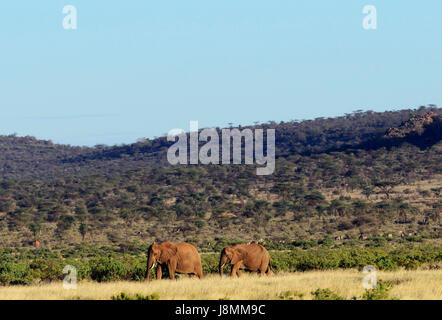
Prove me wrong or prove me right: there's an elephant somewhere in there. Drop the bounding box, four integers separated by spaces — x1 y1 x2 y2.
146 241 203 280
219 243 271 277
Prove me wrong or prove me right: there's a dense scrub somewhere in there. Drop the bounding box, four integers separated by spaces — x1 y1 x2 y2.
0 243 440 285
0 108 441 247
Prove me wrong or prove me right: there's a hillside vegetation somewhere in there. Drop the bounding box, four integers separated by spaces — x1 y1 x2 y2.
0 106 440 249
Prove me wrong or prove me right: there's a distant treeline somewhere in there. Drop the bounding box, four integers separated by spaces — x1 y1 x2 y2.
0 106 440 180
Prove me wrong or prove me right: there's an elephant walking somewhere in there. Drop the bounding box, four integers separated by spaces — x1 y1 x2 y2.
219 243 271 277
146 241 203 280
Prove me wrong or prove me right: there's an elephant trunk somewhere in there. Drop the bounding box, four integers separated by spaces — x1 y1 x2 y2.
219 254 228 276
146 255 155 280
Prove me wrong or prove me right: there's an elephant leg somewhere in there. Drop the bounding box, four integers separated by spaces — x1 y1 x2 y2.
259 260 269 276
168 260 177 280
231 262 243 277
156 265 163 279
237 269 242 277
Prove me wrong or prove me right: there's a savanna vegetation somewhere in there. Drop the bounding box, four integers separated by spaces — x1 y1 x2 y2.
0 242 440 285
0 107 440 298
0 107 440 248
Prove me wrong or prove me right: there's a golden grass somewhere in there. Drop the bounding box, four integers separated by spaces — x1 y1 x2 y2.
0 269 440 300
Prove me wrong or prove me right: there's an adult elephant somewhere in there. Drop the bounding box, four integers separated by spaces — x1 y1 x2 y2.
219 242 271 277
146 241 203 280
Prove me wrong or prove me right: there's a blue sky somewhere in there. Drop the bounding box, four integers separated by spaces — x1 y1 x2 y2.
0 1 441 146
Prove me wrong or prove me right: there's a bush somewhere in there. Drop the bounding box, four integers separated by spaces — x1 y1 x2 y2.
89 257 131 282
311 288 345 300
375 256 398 271
202 254 220 274
0 243 441 285
131 260 147 281
111 292 160 300
29 258 64 281
0 261 33 285
362 280 394 300
277 290 304 300
337 221 353 231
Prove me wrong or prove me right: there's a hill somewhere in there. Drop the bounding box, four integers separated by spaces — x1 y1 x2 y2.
0 106 440 249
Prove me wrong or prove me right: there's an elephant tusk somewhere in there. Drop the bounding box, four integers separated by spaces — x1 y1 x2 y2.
150 263 156 270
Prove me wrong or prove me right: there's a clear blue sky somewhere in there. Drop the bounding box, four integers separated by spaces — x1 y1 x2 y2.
0 1 441 146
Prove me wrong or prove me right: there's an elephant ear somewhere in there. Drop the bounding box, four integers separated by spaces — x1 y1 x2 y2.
159 242 178 262
149 242 160 254
231 247 247 264
223 247 232 257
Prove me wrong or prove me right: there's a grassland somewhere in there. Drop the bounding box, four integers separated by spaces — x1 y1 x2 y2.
0 269 440 300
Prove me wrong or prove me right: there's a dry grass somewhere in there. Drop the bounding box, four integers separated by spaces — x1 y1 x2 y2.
0 269 440 300
323 175 442 203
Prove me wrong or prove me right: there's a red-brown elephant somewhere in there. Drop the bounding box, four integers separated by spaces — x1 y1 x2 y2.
146 241 203 280
219 243 271 277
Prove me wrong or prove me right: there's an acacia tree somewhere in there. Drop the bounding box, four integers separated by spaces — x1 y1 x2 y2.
247 200 271 228
271 183 295 201
362 186 374 200
79 222 88 241
28 222 42 240
328 199 349 217
374 181 400 199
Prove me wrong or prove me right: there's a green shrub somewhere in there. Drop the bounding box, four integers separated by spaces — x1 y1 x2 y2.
29 258 64 281
278 290 304 300
0 243 441 285
111 292 160 300
131 260 147 281
0 261 33 285
89 257 130 282
362 280 394 300
375 256 398 271
311 288 345 300
63 259 91 280
201 254 220 274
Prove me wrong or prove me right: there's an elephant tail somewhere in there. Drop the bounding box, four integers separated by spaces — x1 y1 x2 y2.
266 263 272 275
265 254 272 275
197 264 204 279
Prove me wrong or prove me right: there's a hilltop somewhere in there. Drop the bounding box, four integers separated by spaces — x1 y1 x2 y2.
0 106 440 249
1 106 440 181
